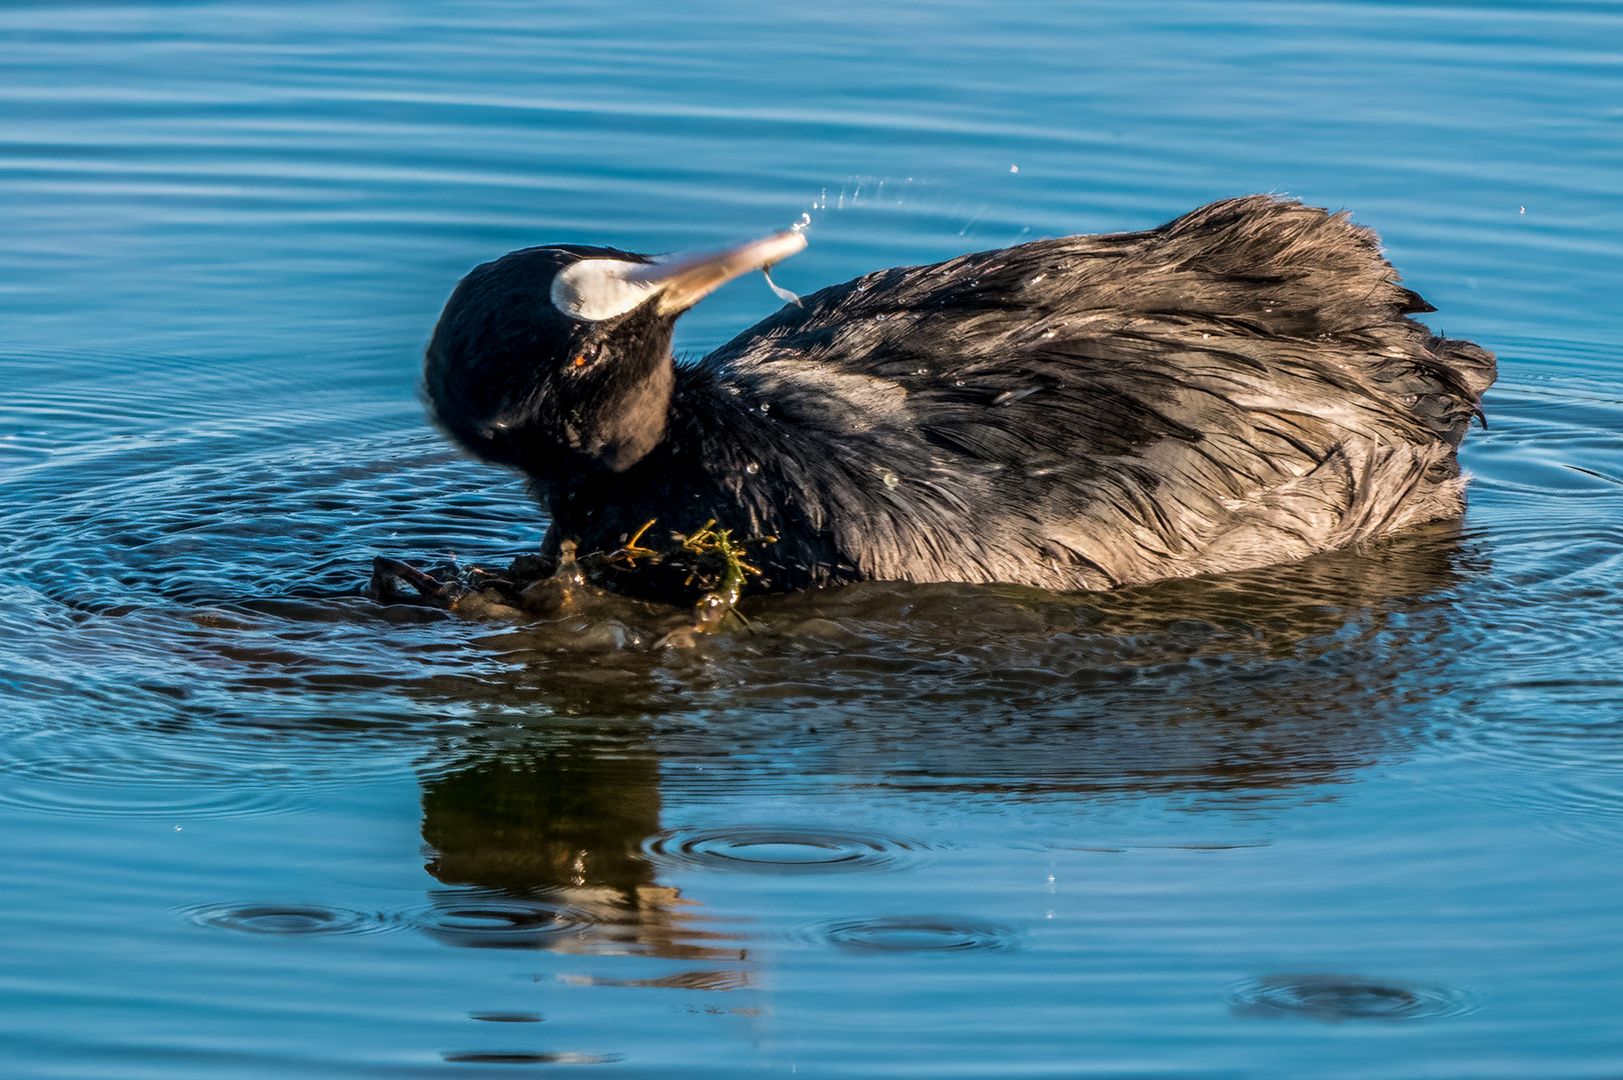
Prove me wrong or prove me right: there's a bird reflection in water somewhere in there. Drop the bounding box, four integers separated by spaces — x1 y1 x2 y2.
408 521 1481 965
418 746 749 972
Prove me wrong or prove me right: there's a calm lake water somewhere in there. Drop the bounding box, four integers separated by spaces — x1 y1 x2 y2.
4 2 1622 1076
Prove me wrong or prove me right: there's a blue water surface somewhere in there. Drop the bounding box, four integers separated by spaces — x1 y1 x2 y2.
3 2 1622 1077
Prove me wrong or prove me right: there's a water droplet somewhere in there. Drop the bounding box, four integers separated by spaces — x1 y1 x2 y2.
1009 165 1019 173
882 471 900 488
953 380 966 387
874 314 886 322
915 367 929 376
1029 274 1045 285
745 462 760 475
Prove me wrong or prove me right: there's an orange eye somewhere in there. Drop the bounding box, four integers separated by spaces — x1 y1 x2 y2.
572 353 587 367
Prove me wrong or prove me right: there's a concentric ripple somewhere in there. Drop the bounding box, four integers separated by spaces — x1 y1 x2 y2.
557 969 751 992
469 1011 545 1023
819 916 1020 954
443 1051 622 1065
1437 706 1623 844
643 827 922 875
0 755 297 819
179 902 393 937
407 893 597 950
1229 974 1478 1022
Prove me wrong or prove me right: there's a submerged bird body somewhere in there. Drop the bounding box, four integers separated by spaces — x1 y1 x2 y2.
425 196 1495 600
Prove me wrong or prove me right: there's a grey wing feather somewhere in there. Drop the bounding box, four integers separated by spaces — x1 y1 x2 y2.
698 196 1494 588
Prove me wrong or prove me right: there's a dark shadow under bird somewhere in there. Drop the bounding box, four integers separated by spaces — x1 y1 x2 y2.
422 195 1495 604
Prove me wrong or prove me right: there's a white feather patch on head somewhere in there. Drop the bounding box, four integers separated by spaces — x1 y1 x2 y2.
550 259 661 322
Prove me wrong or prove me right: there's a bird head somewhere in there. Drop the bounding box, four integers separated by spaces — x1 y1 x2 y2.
424 229 806 476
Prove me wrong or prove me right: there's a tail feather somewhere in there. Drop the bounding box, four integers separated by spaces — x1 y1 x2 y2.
1187 440 1463 577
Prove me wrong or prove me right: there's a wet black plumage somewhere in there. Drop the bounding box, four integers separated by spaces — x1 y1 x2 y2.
424 195 1495 600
